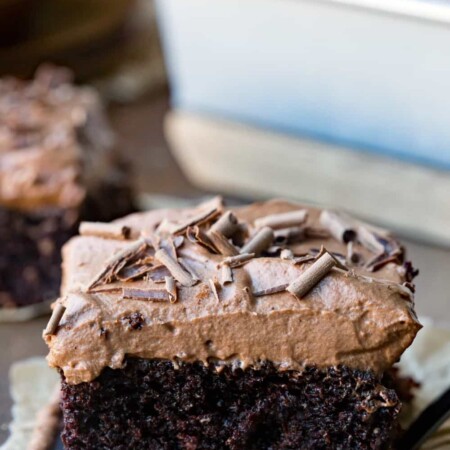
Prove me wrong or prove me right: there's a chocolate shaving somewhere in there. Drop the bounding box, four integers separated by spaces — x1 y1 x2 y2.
357 226 386 254
364 251 386 269
209 211 239 238
155 249 197 287
88 285 122 293
219 264 233 286
160 236 178 259
232 223 249 246
320 210 356 243
253 284 289 297
146 264 171 283
273 225 328 245
266 246 283 256
79 222 132 240
44 303 66 336
87 238 148 291
134 255 155 266
208 230 239 256
346 241 361 265
178 257 201 282
368 254 401 272
293 254 316 265
287 251 338 299
305 227 331 239
240 226 274 255
116 264 155 282
254 209 308 230
208 279 220 301
310 246 348 270
122 287 170 301
165 276 178 303
171 207 221 235
221 253 255 268
173 235 185 248
187 226 218 253
273 226 306 245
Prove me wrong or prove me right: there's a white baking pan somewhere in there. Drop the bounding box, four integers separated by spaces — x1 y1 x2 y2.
156 0 450 169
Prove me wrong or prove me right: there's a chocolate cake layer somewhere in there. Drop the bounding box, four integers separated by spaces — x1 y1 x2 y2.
0 183 135 308
61 358 401 450
0 207 76 308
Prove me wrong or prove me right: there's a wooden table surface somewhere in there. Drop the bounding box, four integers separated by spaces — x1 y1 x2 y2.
1 91 449 445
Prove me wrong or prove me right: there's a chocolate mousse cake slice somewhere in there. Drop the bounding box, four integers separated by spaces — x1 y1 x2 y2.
44 198 421 449
0 65 135 309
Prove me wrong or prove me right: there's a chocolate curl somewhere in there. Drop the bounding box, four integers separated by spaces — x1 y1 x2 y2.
165 276 178 303
293 254 316 265
346 241 361 265
219 264 233 286
254 210 308 230
79 222 132 240
209 211 239 238
320 210 356 243
273 226 306 245
357 226 386 254
209 279 220 302
155 249 197 287
221 253 255 268
87 238 148 291
187 226 217 253
171 206 221 235
253 284 289 297
208 230 239 256
287 251 338 299
44 304 66 336
240 227 274 256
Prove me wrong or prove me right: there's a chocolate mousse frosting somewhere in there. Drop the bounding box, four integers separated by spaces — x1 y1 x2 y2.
0 65 121 211
45 198 421 385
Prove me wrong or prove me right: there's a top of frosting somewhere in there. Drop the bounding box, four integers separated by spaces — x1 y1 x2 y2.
0 65 117 211
45 198 421 384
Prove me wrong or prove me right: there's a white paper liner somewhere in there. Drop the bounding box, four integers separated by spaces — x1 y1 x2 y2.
1 321 449 450
1 358 59 450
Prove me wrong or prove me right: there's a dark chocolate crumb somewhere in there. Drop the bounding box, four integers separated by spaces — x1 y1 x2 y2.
121 312 145 330
403 261 419 282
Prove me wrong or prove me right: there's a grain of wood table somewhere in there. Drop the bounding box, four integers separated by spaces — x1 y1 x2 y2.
1 91 449 445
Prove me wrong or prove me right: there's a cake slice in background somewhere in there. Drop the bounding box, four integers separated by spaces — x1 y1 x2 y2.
44 198 421 449
0 65 135 310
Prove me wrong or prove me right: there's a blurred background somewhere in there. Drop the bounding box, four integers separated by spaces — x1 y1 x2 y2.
1 0 450 445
